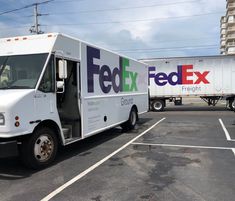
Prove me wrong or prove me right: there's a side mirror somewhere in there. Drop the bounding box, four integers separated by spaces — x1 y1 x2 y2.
56 81 64 89
56 81 64 93
58 60 67 79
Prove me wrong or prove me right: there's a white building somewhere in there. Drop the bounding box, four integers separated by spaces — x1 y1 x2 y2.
221 0 235 55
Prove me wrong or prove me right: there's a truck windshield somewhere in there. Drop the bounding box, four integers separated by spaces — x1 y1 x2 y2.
0 53 48 89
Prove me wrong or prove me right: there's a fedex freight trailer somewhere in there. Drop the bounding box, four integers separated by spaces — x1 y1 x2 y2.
0 33 148 168
141 55 235 111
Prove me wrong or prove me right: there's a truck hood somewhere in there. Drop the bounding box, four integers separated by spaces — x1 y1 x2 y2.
0 89 35 111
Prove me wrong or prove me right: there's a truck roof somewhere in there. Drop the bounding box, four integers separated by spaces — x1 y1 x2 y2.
0 33 59 56
0 33 146 65
139 54 235 62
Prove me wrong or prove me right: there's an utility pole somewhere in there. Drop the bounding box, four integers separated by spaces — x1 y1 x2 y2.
29 0 53 34
34 4 39 34
30 3 43 34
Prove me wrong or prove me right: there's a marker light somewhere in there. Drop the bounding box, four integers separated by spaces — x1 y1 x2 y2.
15 122 20 127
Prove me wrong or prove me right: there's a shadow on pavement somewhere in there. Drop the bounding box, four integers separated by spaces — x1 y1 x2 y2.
0 117 153 179
164 106 229 112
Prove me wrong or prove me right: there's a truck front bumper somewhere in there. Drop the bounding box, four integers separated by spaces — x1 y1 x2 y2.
0 139 18 158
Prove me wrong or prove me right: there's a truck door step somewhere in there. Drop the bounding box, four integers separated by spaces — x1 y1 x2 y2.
65 137 81 145
62 126 72 139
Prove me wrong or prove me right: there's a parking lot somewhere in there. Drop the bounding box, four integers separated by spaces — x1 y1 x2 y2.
0 103 235 201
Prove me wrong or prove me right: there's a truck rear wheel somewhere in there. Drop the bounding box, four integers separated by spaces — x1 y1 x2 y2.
121 107 138 130
152 99 164 112
19 127 58 169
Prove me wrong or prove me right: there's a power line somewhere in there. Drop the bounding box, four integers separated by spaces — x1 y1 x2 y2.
0 4 33 16
49 0 199 15
0 0 54 16
53 0 86 2
0 0 54 34
18 0 202 18
41 11 223 26
0 10 222 29
0 10 222 31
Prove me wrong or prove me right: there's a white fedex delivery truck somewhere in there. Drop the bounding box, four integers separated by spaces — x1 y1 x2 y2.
0 33 148 168
141 56 235 111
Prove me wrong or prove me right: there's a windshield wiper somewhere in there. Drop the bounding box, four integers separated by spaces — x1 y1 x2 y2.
0 87 9 89
9 86 31 89
0 86 31 89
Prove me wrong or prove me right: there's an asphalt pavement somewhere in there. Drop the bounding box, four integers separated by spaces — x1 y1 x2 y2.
0 104 235 201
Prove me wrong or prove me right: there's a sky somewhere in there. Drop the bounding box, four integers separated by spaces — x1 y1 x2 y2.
0 0 226 59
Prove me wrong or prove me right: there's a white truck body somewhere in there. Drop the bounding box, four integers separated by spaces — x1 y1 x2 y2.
0 33 148 168
141 56 235 111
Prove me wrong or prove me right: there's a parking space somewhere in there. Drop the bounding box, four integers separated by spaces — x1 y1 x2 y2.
51 146 235 201
0 106 235 201
219 116 235 141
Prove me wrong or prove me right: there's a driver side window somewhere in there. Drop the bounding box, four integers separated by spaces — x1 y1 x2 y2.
38 56 55 93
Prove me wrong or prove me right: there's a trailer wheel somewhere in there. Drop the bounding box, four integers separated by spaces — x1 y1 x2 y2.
152 99 164 112
121 107 138 130
19 127 58 169
229 98 235 111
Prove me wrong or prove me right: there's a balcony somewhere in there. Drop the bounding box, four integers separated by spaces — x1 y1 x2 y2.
227 3 235 10
221 16 227 23
221 38 226 43
221 40 226 47
226 26 235 34
221 29 226 35
226 42 235 54
227 33 235 38
226 34 235 43
226 41 235 47
221 23 227 29
220 49 226 55
226 10 235 16
221 35 226 41
227 47 235 54
227 20 235 27
227 0 235 4
226 36 235 44
221 36 226 41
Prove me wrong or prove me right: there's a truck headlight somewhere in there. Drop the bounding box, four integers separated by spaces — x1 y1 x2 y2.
0 113 5 125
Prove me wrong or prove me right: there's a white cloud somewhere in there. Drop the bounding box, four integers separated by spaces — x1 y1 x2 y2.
0 0 226 58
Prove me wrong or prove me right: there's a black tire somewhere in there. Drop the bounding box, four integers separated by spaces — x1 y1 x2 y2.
19 127 58 169
151 99 164 112
121 107 138 130
229 98 235 111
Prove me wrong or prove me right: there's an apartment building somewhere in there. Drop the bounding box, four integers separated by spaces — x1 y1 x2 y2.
220 0 235 55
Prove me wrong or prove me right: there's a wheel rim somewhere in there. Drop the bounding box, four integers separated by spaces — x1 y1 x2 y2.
130 110 137 126
153 102 162 110
34 134 54 162
232 101 235 109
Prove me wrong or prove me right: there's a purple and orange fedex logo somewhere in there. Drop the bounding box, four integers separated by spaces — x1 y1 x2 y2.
149 65 210 86
87 46 138 93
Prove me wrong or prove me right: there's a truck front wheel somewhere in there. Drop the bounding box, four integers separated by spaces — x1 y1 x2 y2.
152 99 164 112
19 127 58 169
